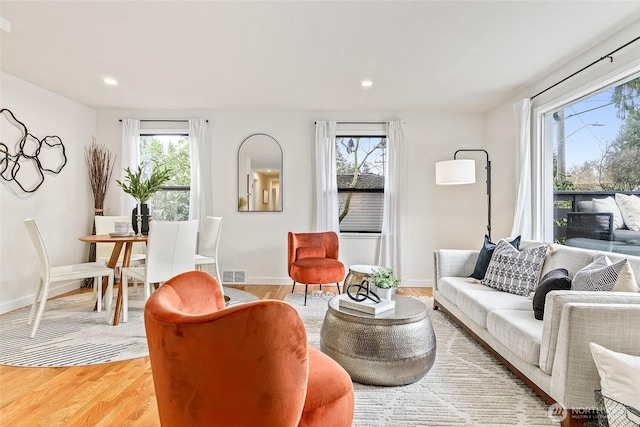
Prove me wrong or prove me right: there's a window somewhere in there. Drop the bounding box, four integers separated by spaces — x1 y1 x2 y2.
336 135 386 233
138 133 191 221
543 73 640 246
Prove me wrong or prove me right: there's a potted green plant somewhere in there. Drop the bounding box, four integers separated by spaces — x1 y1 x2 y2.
116 165 171 234
370 268 401 300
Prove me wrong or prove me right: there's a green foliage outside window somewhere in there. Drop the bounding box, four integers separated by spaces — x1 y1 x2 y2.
139 135 191 221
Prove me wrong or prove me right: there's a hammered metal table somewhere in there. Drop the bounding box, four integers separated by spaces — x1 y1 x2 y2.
320 294 436 386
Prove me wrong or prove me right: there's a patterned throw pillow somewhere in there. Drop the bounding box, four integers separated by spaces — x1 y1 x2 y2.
481 239 548 296
572 256 639 292
468 235 522 280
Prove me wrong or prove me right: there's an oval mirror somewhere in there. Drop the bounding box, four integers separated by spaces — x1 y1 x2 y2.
238 134 283 212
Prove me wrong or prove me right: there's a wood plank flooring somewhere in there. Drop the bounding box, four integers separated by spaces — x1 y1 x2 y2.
0 285 431 426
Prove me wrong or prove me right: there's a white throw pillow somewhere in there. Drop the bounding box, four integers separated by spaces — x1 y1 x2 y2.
592 196 625 229
615 193 640 231
590 342 640 410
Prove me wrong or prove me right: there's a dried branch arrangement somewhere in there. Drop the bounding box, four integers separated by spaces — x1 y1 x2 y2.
85 137 115 211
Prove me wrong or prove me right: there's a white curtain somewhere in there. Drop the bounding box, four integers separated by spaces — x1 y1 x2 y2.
120 119 140 215
313 121 340 233
188 119 211 231
377 120 406 278
511 98 533 239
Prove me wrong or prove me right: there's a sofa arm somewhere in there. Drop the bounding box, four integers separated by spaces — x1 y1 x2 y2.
549 303 640 409
540 291 640 374
433 250 479 290
566 212 614 241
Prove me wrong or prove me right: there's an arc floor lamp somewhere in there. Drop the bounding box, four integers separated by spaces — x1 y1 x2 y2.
435 149 492 240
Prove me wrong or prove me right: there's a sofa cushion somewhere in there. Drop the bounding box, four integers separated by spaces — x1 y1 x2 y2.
540 244 596 278
456 289 533 328
487 310 543 366
481 240 547 296
592 196 625 229
615 193 640 232
469 235 521 280
533 269 572 320
438 276 498 305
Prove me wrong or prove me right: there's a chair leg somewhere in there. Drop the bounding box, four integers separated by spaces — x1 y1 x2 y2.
336 282 341 294
96 276 102 313
291 281 296 294
122 275 129 323
30 279 51 338
304 284 308 306
105 274 114 322
27 278 44 326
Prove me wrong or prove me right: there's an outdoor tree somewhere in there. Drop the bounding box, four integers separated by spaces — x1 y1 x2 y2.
336 137 386 223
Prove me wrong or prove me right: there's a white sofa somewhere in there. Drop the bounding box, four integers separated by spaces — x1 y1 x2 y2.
433 241 640 425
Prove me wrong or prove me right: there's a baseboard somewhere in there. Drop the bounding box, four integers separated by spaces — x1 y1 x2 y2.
0 281 82 315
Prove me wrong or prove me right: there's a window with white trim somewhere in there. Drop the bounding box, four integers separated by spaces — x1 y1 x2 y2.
138 133 191 220
336 130 387 233
541 72 640 247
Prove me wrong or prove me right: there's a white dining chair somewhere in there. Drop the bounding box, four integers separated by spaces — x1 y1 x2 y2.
24 219 115 338
120 220 198 323
194 216 223 281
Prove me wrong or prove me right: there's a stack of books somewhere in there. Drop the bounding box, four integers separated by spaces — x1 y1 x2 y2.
338 296 395 314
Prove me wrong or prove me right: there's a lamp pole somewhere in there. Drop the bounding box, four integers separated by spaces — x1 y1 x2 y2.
454 149 491 240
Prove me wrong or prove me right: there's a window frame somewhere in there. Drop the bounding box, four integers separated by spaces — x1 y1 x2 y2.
534 60 640 242
335 128 387 234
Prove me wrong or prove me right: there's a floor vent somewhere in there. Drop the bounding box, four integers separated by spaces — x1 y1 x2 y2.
222 270 246 283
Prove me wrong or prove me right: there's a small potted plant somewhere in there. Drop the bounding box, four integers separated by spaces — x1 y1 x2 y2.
370 268 401 300
116 165 171 234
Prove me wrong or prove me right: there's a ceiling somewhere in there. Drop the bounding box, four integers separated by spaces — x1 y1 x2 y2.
1 1 639 113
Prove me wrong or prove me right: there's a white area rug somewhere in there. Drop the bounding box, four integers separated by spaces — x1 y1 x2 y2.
0 287 258 367
284 293 557 426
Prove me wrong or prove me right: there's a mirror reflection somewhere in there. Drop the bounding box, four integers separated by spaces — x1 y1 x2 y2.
238 134 282 212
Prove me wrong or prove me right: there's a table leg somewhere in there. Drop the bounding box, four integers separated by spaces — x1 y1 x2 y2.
94 241 124 311
112 242 133 326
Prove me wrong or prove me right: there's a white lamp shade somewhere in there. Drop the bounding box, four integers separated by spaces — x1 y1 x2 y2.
435 159 476 185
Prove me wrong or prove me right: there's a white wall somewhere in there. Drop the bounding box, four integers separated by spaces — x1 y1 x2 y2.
96 109 489 290
1 72 96 313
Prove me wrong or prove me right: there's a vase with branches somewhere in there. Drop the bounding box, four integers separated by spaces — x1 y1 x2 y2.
83 137 115 286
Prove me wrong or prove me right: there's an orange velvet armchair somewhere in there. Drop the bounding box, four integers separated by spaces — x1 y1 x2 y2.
144 270 354 427
288 231 345 305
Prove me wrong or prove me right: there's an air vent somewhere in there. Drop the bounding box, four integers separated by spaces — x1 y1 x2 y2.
222 270 246 283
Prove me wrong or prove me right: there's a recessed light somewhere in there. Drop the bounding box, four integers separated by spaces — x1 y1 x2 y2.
104 78 118 86
361 80 373 88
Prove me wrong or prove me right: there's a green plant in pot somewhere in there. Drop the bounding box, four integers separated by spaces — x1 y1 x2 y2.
116 165 172 235
370 268 401 300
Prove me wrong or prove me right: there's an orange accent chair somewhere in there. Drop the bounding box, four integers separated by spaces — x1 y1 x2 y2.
288 231 345 305
144 271 354 427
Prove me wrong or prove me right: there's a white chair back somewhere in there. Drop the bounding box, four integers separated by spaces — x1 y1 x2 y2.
24 219 50 282
94 215 145 259
198 216 223 257
145 220 198 284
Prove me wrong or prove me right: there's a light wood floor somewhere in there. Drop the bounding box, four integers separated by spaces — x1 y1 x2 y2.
0 285 432 426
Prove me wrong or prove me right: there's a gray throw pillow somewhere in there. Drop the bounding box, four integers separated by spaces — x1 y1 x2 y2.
481 239 548 297
572 256 629 292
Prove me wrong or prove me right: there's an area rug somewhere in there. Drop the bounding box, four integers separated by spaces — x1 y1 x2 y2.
284 293 556 426
0 287 258 367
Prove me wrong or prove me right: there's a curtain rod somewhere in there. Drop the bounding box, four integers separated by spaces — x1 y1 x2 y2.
118 119 208 123
314 121 389 125
531 36 640 100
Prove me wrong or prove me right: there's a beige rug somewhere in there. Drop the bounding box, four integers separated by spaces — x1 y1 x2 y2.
284 293 557 426
0 287 258 367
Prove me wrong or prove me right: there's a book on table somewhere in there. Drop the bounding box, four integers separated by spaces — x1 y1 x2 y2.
338 296 395 314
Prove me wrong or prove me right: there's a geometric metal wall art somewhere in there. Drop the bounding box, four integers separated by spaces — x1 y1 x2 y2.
0 108 67 193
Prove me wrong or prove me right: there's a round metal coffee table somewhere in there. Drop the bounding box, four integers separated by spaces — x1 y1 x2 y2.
320 295 436 386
